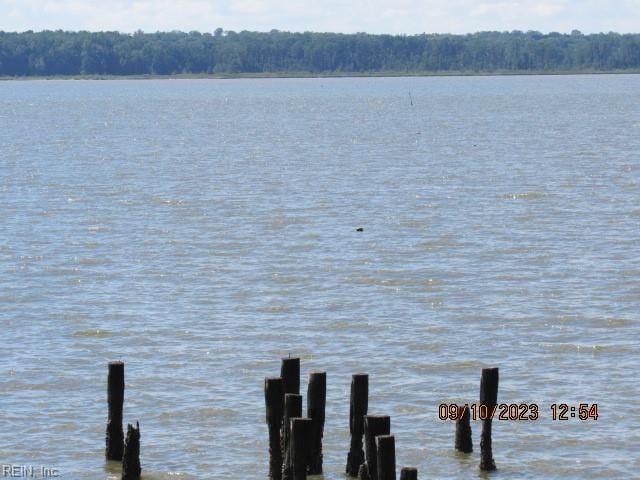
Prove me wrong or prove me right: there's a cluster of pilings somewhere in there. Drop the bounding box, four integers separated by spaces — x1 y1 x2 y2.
264 357 327 480
455 367 499 471
104 359 497 479
105 361 142 480
266 359 500 479
344 373 416 480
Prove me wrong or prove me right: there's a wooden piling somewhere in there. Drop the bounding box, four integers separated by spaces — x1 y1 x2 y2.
358 463 370 480
281 357 300 395
290 417 312 480
106 361 125 461
400 467 417 480
455 404 472 453
376 435 396 480
265 377 285 480
479 368 499 471
307 372 326 474
282 394 302 480
364 415 390 480
121 422 141 480
346 373 369 476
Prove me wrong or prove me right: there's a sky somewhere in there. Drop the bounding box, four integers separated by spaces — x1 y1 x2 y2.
0 0 638 35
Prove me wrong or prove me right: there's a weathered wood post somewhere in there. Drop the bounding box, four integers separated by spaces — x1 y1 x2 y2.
358 463 370 480
455 404 472 453
290 417 312 480
307 372 326 474
265 377 285 480
347 373 369 477
281 357 300 395
376 435 396 480
121 422 141 480
399 467 417 480
283 394 302 480
479 368 499 471
364 415 390 480
106 361 125 461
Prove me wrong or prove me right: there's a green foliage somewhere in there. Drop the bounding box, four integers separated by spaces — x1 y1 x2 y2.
1 29 639 76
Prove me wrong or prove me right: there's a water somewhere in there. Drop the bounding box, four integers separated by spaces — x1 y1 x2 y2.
1 75 639 479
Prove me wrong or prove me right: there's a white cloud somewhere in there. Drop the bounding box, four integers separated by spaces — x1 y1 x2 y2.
0 0 638 34
471 0 567 17
467 0 571 31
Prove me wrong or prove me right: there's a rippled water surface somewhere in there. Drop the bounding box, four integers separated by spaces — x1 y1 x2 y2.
1 75 639 479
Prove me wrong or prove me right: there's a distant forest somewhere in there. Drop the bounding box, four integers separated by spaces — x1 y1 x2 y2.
1 29 640 76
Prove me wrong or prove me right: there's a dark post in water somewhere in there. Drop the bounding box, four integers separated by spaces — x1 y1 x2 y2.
455 404 472 453
265 377 285 480
347 373 369 477
307 372 326 474
290 417 312 480
376 435 396 480
400 467 417 480
281 357 300 396
364 415 390 480
106 361 125 461
479 367 499 471
358 463 370 480
283 394 302 480
121 422 141 480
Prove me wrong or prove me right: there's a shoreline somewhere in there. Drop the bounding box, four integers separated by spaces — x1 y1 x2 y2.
2 69 640 81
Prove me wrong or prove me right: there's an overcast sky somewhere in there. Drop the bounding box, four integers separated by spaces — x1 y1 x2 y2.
0 0 638 34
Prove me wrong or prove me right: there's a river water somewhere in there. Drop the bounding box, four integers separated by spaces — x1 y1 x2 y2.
1 75 639 479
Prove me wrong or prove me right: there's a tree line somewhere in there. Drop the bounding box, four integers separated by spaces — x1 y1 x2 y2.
1 29 639 76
